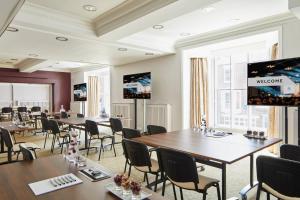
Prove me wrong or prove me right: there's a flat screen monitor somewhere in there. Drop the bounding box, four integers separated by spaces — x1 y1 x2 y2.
123 72 151 99
247 57 300 106
74 83 87 101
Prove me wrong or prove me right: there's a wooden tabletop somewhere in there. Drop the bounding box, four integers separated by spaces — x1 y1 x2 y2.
0 121 35 132
0 155 166 200
133 129 282 164
56 117 110 126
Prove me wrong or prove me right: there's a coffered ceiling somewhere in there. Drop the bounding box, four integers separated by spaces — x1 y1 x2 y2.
0 0 291 72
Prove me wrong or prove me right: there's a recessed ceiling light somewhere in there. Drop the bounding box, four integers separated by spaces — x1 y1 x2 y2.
152 25 164 30
180 32 191 37
48 66 53 68
56 36 68 41
5 61 13 64
145 52 154 56
28 54 39 57
201 6 215 13
6 27 18 32
118 48 128 51
83 5 97 11
10 58 18 61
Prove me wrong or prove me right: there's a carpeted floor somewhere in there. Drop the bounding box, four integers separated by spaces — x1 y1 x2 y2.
0 126 277 200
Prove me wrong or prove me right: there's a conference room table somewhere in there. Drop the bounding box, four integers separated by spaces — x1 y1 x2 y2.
133 129 282 200
56 117 110 150
0 155 165 200
0 121 35 153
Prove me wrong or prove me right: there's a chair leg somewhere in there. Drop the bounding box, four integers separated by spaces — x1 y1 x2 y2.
128 165 132 177
179 188 184 200
172 184 177 200
267 192 270 200
216 183 221 200
256 184 261 200
112 138 116 157
60 137 65 154
43 133 48 148
162 178 166 196
124 159 128 173
203 192 207 200
145 173 150 188
154 173 158 192
87 138 92 155
98 140 103 161
33 149 37 158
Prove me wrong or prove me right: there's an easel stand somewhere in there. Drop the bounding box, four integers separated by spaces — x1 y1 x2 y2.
133 99 147 132
284 106 300 145
81 102 85 116
134 99 137 129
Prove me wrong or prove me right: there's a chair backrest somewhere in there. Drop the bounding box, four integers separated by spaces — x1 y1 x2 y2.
19 144 36 161
31 106 41 112
157 147 199 185
85 120 99 136
2 107 12 114
123 139 151 168
17 107 27 113
41 117 49 131
48 120 60 135
257 155 300 198
41 112 47 118
280 144 300 162
61 111 68 119
0 128 14 148
110 118 123 133
122 128 141 139
77 113 84 118
147 125 167 135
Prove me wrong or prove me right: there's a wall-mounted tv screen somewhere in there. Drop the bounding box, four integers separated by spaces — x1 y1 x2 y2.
248 57 300 106
123 72 151 99
74 83 87 101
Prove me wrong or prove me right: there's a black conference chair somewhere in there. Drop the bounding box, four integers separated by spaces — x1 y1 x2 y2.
123 139 160 191
0 128 39 162
86 120 116 160
31 106 41 112
147 125 167 135
41 112 47 118
280 144 300 162
256 155 300 200
61 111 68 119
19 144 36 161
109 118 123 148
1 107 13 121
48 120 70 153
77 113 84 118
41 117 50 148
122 128 141 173
157 147 220 200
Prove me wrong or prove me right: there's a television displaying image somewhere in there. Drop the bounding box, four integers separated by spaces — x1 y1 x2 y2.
123 72 151 99
74 83 87 101
248 57 300 106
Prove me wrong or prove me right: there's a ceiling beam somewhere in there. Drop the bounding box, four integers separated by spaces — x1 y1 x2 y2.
16 58 47 73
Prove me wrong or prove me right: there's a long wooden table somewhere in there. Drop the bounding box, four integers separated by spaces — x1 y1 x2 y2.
56 117 110 150
0 155 165 200
133 129 282 200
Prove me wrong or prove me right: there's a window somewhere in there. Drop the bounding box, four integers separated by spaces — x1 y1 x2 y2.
212 48 269 131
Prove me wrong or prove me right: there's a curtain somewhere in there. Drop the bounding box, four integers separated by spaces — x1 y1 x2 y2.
190 58 209 128
87 76 100 117
268 43 280 153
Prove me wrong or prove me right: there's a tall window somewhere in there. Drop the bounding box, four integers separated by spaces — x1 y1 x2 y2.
213 48 269 131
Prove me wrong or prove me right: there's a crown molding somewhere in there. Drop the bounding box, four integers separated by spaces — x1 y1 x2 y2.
175 12 295 49
94 0 177 37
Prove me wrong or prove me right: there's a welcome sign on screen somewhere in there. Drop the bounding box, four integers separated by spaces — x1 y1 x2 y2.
247 57 300 106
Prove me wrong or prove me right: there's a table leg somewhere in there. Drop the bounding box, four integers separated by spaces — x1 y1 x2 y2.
84 126 88 149
221 163 226 200
240 155 258 200
0 133 4 153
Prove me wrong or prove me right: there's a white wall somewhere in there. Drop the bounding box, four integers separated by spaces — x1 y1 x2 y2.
111 53 182 131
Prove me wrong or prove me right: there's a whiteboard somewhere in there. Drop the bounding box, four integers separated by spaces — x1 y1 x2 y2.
0 83 12 102
12 83 50 102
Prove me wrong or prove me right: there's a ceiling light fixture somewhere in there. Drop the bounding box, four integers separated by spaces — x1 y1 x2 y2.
83 5 97 11
56 36 68 41
6 27 18 32
10 58 18 61
201 6 215 13
118 48 128 51
180 32 191 37
145 52 154 56
28 54 39 57
152 25 164 30
5 61 13 64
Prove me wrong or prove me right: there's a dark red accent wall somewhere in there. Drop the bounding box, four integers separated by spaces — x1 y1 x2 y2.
0 68 71 112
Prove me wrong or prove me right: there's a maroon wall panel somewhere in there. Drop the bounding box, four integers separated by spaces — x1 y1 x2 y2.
0 68 71 112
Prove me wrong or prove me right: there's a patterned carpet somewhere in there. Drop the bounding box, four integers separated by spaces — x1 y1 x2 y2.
0 126 277 200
